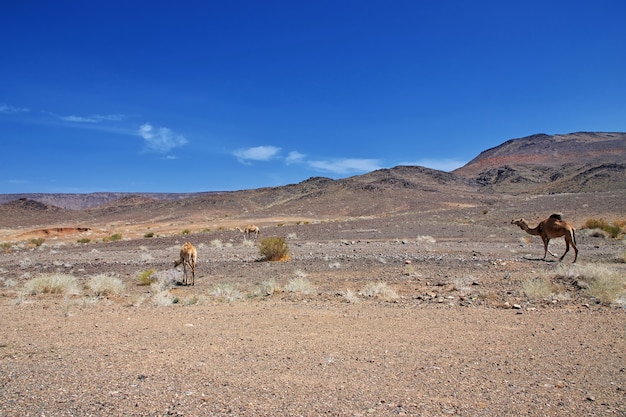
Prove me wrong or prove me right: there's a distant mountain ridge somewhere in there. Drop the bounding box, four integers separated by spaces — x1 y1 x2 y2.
0 132 624 222
0 192 217 210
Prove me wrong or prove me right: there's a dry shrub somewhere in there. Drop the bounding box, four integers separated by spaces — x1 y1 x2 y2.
522 277 564 299
261 278 281 296
555 263 626 305
88 275 125 297
24 274 80 295
211 283 243 303
583 218 623 239
258 236 290 261
285 271 315 294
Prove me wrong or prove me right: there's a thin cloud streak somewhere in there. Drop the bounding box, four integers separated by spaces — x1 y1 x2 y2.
51 113 125 123
307 158 382 175
0 103 29 114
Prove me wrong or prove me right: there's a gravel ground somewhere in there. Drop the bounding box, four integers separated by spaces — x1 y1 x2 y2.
1 193 625 416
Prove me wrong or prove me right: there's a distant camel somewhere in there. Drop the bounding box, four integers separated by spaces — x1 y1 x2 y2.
511 213 578 262
174 241 197 285
236 225 260 240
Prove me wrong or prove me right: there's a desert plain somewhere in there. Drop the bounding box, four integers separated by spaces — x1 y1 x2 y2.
0 185 625 417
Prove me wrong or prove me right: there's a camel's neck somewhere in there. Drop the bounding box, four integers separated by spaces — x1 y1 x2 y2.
520 222 541 236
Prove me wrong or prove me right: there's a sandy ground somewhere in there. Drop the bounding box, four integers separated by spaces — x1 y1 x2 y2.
1 192 625 416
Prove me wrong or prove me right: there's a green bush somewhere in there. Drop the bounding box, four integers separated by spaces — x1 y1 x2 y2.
583 218 623 239
258 236 290 261
144 232 155 238
77 238 91 244
29 238 45 247
182 229 191 235
138 269 157 285
104 233 122 242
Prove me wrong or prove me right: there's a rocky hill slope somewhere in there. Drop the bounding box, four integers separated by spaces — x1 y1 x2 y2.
453 132 626 193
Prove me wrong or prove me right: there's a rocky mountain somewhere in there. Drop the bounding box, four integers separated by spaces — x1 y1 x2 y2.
453 132 626 193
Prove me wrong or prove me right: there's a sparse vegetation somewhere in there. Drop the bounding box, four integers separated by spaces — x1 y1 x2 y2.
144 232 154 238
104 233 122 242
416 235 436 244
24 274 80 295
361 282 399 301
211 283 243 303
77 238 91 244
29 238 45 247
522 277 564 300
138 269 157 285
285 276 315 294
182 229 191 235
88 275 125 297
583 218 624 239
1 242 12 252
258 236 290 261
340 289 360 303
554 263 626 305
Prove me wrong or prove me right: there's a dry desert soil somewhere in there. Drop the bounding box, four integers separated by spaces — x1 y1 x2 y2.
1 190 625 416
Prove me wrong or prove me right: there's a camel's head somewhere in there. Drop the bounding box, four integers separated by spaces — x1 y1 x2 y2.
511 218 527 228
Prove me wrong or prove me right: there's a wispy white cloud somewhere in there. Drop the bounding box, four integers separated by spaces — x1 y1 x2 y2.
233 146 282 163
51 113 125 123
233 144 382 175
399 158 467 172
285 151 306 164
0 103 29 114
307 158 382 175
138 123 188 153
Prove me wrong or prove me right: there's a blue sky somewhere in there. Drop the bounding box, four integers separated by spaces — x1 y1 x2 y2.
1 1 625 193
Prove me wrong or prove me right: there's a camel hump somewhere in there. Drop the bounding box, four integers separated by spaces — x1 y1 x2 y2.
549 213 563 220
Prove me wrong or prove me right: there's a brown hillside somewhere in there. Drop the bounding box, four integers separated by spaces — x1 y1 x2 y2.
453 132 626 193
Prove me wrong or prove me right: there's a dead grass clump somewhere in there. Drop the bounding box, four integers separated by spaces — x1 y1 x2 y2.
340 289 360 303
210 283 243 303
522 277 565 300
285 271 315 294
258 236 290 261
416 235 436 244
88 275 125 297
554 263 626 305
210 239 223 248
24 274 80 295
361 282 399 301
242 239 256 248
152 290 176 306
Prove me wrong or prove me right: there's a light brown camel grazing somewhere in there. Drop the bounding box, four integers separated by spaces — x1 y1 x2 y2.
511 213 578 263
174 241 197 285
236 225 260 240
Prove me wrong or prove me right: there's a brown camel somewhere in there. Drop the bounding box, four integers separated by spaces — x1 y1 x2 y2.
236 225 260 240
174 241 197 285
511 213 578 262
